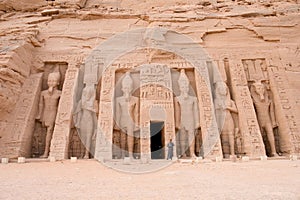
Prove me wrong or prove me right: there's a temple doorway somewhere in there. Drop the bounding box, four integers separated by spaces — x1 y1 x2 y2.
150 121 165 159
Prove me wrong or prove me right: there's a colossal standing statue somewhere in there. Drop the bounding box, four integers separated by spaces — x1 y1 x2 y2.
214 81 239 157
250 81 278 157
36 72 62 158
115 72 139 159
73 84 98 159
174 69 200 158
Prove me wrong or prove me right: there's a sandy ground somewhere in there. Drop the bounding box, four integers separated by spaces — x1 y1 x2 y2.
0 159 299 200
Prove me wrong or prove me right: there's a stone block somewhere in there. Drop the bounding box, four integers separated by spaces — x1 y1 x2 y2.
70 157 77 163
215 156 223 162
18 157 25 163
140 157 149 164
172 156 178 161
1 158 9 164
179 159 193 164
242 156 250 162
49 156 56 162
41 9 59 16
123 157 131 165
230 155 237 162
260 156 268 161
290 155 298 161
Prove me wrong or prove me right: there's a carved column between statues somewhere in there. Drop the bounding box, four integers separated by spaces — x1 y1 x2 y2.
267 63 299 155
228 59 266 157
49 67 79 160
94 67 115 161
195 60 222 159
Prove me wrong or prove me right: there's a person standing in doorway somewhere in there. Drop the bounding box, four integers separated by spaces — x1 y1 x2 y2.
167 139 174 160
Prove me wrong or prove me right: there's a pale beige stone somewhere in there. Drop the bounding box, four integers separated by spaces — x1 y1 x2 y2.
49 156 56 162
0 0 299 162
17 157 25 163
215 156 223 162
70 157 77 163
1 158 9 164
242 156 250 162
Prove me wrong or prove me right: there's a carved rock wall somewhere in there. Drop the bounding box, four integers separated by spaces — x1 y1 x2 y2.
0 0 299 159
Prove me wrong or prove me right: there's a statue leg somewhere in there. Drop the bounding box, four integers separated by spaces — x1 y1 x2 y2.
127 130 134 159
179 129 187 157
120 131 126 158
265 124 278 157
228 131 235 156
188 130 196 158
84 133 92 159
41 125 54 158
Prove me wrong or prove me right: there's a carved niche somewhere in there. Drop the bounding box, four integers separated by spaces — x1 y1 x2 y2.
242 58 280 156
31 62 67 157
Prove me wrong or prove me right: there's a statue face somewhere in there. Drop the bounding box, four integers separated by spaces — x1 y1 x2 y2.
122 84 133 96
48 78 58 87
179 83 189 94
47 76 59 92
217 83 227 96
254 83 265 100
82 86 93 102
218 84 227 95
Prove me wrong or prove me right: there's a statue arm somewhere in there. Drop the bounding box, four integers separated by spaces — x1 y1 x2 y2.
134 98 140 128
36 92 44 120
73 100 82 128
193 98 200 129
227 100 238 113
94 100 99 115
174 98 181 129
270 100 277 127
114 99 121 130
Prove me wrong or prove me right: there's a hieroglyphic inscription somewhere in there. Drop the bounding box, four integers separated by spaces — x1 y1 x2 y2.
194 61 222 158
268 66 300 154
229 60 265 157
50 67 79 159
140 64 175 159
3 73 43 157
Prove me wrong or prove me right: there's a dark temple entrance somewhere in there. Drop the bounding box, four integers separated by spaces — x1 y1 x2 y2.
150 121 165 159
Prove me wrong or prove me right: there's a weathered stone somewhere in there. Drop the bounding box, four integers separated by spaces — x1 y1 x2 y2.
290 155 298 161
70 157 77 163
18 157 25 163
123 157 131 165
242 156 250 162
49 156 56 162
0 0 299 164
215 156 223 162
1 158 9 164
41 9 59 16
260 156 268 161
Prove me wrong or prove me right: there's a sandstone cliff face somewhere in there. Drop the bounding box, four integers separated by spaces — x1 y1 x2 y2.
0 0 299 159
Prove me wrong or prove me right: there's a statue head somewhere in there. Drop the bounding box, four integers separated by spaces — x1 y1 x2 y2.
215 81 228 97
253 82 265 101
47 72 60 93
178 69 189 97
122 72 133 98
